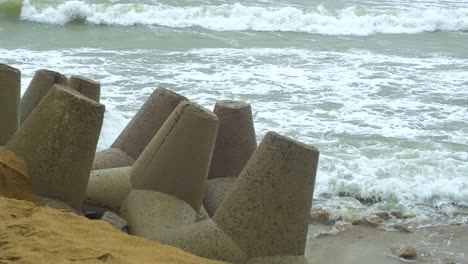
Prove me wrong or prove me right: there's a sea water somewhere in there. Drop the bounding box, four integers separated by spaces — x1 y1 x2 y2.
1 0 467 233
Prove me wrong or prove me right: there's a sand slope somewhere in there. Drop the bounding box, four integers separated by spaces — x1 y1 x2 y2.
0 196 226 264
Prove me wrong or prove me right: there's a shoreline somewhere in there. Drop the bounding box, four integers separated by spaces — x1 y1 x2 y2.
306 224 468 264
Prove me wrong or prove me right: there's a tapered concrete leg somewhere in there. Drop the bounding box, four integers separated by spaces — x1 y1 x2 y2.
85 166 132 211
0 64 20 145
120 190 198 239
203 177 237 216
92 148 135 170
92 88 188 169
20 69 67 124
209 100 256 179
38 196 78 214
153 219 247 264
131 101 219 211
68 75 101 102
5 85 104 211
213 132 319 258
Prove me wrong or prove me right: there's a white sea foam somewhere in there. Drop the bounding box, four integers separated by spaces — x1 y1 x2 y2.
17 0 468 35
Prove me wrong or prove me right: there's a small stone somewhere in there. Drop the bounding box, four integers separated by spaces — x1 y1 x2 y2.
363 215 384 226
100 211 128 233
309 209 331 224
397 246 418 260
84 211 102 220
374 211 390 220
390 211 416 219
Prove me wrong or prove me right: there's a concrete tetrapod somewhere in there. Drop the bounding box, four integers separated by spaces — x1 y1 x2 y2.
0 64 20 146
68 75 101 102
20 69 68 124
213 132 319 258
120 190 198 239
93 87 188 170
85 166 132 212
208 100 256 179
153 219 247 264
203 177 237 216
131 101 219 212
5 85 104 211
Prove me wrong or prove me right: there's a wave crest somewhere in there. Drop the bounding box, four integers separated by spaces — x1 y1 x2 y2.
10 0 468 35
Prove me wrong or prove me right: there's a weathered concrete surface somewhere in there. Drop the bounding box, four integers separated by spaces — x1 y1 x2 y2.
86 166 132 211
213 132 319 258
153 219 247 264
0 64 20 145
247 256 308 264
92 148 135 170
209 100 256 179
92 88 187 170
20 69 67 124
5 85 104 211
116 87 188 158
68 75 101 102
131 101 219 212
121 190 198 239
38 196 78 214
203 177 236 216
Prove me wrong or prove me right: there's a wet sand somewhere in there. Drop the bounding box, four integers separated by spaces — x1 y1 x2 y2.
306 224 468 264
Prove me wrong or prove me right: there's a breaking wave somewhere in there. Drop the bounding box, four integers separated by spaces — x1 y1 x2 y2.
2 0 468 35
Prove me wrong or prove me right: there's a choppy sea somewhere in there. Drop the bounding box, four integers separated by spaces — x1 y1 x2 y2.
1 0 467 235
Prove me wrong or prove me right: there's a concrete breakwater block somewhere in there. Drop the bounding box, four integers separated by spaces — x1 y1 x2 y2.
85 166 132 211
0 64 20 146
38 196 78 214
68 75 101 102
93 87 188 170
91 148 135 172
131 101 219 212
153 219 247 264
203 177 237 216
120 190 198 239
213 132 319 258
208 100 256 179
5 85 104 211
20 69 67 124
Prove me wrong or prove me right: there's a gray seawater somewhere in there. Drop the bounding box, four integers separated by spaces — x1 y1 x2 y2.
1 0 467 232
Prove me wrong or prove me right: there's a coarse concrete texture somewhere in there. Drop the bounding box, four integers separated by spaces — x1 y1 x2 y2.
85 166 132 211
213 132 319 258
203 177 237 216
247 256 308 264
5 84 104 211
0 64 20 146
19 69 67 124
208 100 256 179
131 101 219 212
198 205 210 221
120 190 198 239
68 75 101 102
38 196 78 214
153 219 247 264
91 147 135 170
92 88 188 170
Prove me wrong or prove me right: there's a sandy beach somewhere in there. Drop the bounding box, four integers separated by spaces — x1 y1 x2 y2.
2 194 466 264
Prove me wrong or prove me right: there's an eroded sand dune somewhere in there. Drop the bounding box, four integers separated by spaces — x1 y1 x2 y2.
0 196 226 264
